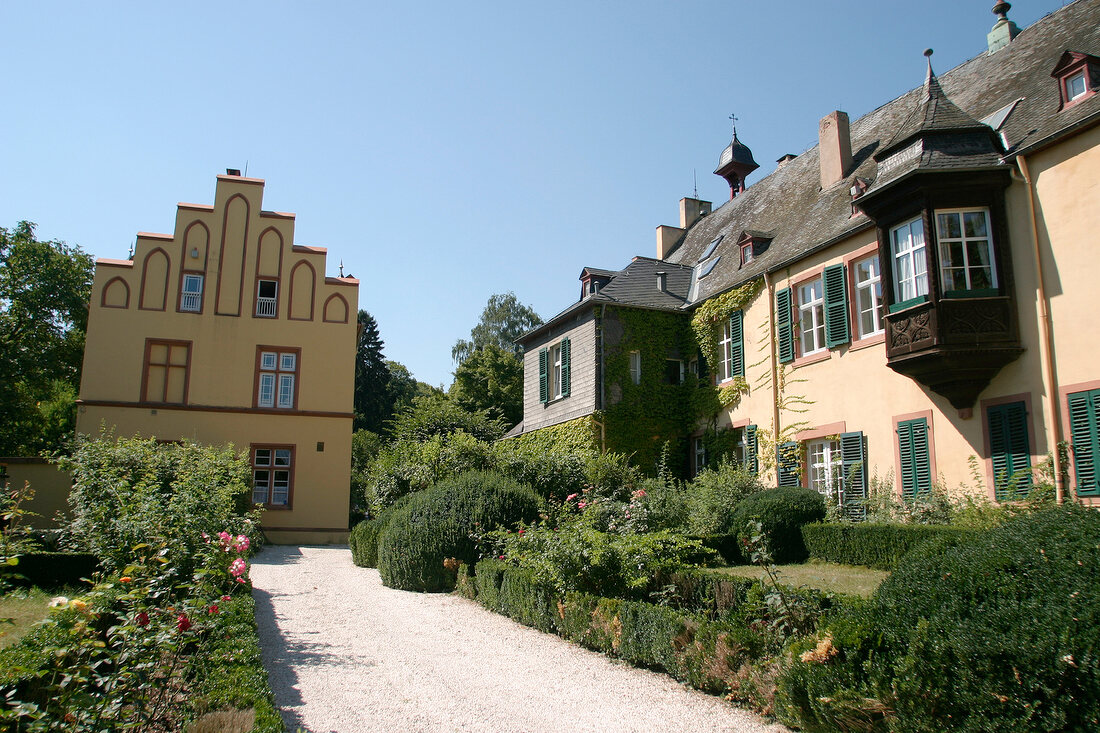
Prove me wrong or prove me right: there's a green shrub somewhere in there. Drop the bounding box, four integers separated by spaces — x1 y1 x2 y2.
801 522 981 570
5 552 101 589
685 461 766 535
377 472 542 592
635 478 689 531
60 434 260 576
491 442 587 501
648 568 756 618
730 487 825 563
778 506 1100 732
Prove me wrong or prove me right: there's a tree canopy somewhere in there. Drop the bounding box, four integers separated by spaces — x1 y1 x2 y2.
0 221 93 455
353 310 391 433
449 342 524 428
451 292 542 364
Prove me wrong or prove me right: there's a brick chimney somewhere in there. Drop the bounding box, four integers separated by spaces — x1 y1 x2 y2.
818 111 853 189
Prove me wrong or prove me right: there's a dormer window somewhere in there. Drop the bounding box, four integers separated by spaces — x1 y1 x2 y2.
1066 70 1087 102
740 242 754 265
1051 50 1098 109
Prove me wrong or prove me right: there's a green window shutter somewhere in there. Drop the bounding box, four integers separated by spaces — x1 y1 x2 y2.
840 431 867 520
777 441 800 487
561 338 571 398
897 417 931 498
1068 389 1100 497
538 348 548 404
776 288 794 364
729 310 745 378
987 401 1032 501
823 264 850 348
745 424 758 474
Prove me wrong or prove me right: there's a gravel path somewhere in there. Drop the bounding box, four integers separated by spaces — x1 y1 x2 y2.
250 545 789 733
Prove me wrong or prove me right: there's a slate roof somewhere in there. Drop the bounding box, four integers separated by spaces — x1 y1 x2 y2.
523 0 1100 343
662 0 1100 302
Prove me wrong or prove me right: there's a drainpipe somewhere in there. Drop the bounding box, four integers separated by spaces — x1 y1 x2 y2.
1016 153 1065 504
763 271 781 470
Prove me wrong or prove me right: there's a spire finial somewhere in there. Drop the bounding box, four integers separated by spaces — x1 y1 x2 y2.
923 48 935 82
729 113 738 139
339 259 344 277
993 2 1011 22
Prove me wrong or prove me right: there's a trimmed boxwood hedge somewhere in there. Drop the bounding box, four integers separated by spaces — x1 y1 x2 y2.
6 552 101 589
801 522 980 570
730 487 826 563
778 506 1100 732
378 471 543 592
350 493 415 568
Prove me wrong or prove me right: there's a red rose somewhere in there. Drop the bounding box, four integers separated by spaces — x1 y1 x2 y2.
135 611 150 627
177 614 192 632
208 604 220 614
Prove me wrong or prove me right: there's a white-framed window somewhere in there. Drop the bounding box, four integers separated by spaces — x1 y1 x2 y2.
717 322 733 381
629 350 641 385
256 279 278 317
936 208 997 293
854 255 884 337
740 242 754 265
891 217 928 303
694 437 707 475
257 348 298 409
252 446 292 507
180 274 203 312
550 343 564 399
807 439 843 498
798 278 826 356
1065 70 1087 101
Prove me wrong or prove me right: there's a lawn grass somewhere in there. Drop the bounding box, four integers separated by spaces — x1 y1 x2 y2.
0 587 69 648
708 560 889 597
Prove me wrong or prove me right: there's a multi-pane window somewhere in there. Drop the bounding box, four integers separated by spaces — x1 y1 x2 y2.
255 279 278 317
142 340 190 404
807 439 843 498
257 348 298 409
694 438 707 476
252 446 292 507
799 279 826 355
1066 70 1087 101
854 255 884 337
665 359 684 385
550 343 563 399
717 323 733 381
891 217 928 303
179 274 203 312
936 209 997 293
740 242 754 265
629 350 642 385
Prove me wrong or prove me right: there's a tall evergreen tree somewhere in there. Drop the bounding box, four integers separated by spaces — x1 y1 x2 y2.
353 310 391 433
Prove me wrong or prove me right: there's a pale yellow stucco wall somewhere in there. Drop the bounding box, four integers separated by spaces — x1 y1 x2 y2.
76 175 359 543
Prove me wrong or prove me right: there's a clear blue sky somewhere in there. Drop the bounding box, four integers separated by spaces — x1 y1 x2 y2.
0 1 1068 388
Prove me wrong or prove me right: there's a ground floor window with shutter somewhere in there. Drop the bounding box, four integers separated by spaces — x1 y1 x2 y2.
252 445 293 507
1067 388 1100 497
807 439 842 498
986 400 1032 501
897 416 933 498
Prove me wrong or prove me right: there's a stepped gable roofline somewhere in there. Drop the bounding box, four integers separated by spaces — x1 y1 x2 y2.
664 0 1100 306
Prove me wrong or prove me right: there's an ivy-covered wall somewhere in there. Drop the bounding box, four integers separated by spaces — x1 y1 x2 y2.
504 415 599 454
600 306 698 477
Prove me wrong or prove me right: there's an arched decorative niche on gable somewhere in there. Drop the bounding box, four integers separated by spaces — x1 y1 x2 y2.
102 276 131 309
139 248 171 311
288 260 316 321
323 293 349 324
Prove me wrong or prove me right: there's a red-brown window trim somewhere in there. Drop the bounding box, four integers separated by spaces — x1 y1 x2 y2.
891 409 937 497
253 345 302 410
141 339 192 404
250 443 295 510
843 242 887 350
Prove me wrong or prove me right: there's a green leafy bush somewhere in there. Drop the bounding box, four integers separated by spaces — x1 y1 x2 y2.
801 522 981 570
5 552 100 588
60 434 261 576
730 487 825 563
377 471 543 592
685 460 766 536
778 506 1100 732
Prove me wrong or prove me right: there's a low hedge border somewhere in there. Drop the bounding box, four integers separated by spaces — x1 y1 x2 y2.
6 552 102 589
801 522 981 570
473 559 780 702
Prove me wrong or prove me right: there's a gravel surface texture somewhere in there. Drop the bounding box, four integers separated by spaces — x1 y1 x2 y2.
251 544 790 733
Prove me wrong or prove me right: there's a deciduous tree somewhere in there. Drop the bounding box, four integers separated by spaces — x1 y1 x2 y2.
451 292 542 364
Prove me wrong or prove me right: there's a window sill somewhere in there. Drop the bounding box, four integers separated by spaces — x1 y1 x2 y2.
889 295 929 314
543 396 568 407
942 289 999 299
849 332 885 351
792 350 831 368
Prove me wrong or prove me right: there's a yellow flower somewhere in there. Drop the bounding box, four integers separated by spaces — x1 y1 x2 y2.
69 599 89 613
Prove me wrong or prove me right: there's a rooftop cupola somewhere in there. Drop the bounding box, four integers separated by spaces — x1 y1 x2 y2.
988 1 1021 54
714 114 759 199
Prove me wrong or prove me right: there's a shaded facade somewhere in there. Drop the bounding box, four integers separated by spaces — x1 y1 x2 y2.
77 173 359 543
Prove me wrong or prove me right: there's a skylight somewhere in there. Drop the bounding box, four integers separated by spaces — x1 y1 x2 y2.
699 257 721 278
699 236 723 262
